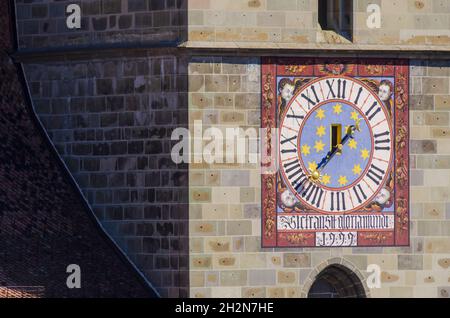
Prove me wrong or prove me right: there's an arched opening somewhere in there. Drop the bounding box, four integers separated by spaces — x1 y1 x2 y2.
308 264 366 298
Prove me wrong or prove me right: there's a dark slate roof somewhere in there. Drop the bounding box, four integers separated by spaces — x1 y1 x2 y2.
0 0 157 298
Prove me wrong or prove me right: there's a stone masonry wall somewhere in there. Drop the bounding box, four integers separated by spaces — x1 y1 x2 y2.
24 52 189 297
188 0 450 47
354 0 450 46
16 0 187 49
188 56 450 298
188 0 316 44
16 0 450 49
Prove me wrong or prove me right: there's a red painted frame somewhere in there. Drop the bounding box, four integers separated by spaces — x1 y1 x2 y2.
261 57 409 248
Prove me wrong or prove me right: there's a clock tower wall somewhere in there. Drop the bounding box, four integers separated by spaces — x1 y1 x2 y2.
188 56 450 299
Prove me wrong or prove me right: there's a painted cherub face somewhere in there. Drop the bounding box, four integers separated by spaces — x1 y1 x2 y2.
378 84 392 102
375 188 390 205
281 84 295 103
281 190 297 208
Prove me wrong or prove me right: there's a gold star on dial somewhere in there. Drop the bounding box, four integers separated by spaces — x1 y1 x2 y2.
333 104 343 115
308 161 318 172
316 125 326 137
348 139 357 150
321 174 331 185
301 144 311 156
352 164 362 175
316 109 326 120
338 175 348 186
350 111 359 121
361 148 370 160
314 140 325 153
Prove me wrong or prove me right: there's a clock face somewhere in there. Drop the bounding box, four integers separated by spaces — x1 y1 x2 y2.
279 76 393 213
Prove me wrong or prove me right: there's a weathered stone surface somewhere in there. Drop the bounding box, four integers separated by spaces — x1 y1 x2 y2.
220 270 247 286
248 270 276 286
283 253 311 268
398 255 423 270
186 56 450 298
16 0 186 49
25 55 189 298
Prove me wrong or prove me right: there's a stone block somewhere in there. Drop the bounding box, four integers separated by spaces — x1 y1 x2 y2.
410 95 433 110
381 271 400 283
205 171 221 186
190 271 205 287
92 17 108 31
228 75 242 92
220 270 247 286
410 140 437 154
256 12 285 27
191 256 212 269
425 238 450 253
205 271 219 286
248 270 276 286
423 202 445 219
189 75 205 92
128 0 147 11
190 238 204 253
398 255 423 270
244 236 261 252
206 238 231 252
239 254 266 269
431 128 450 138
283 253 311 268
220 111 245 123
221 170 250 186
191 93 213 108
367 255 398 270
242 287 265 298
267 287 285 298
214 255 237 268
435 95 450 110
439 287 450 298
418 221 442 236
390 287 413 298
190 221 216 235
410 169 424 186
277 271 296 284
190 188 211 202
424 170 450 186
437 258 450 269
424 112 449 126
422 78 449 94
235 93 259 109
205 75 228 92
212 187 240 203
240 187 255 203
286 287 301 298
226 220 252 235
214 93 234 108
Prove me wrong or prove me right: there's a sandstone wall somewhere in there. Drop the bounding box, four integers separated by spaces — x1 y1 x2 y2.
188 56 450 298
188 0 450 47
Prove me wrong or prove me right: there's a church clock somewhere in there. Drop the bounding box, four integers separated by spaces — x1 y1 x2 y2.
279 76 392 213
261 58 409 248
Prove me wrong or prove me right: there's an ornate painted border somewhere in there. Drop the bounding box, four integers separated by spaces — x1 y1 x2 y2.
261 57 410 248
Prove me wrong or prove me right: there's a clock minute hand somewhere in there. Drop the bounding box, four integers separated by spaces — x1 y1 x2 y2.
316 146 339 172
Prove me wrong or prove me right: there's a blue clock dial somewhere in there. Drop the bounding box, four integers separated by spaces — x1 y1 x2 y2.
298 101 372 189
279 76 393 213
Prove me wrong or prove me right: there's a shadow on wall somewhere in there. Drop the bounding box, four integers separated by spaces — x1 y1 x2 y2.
11 0 191 297
0 0 159 298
